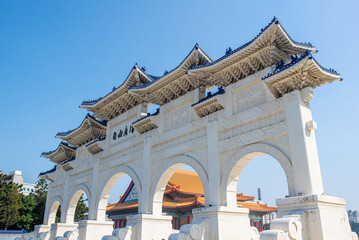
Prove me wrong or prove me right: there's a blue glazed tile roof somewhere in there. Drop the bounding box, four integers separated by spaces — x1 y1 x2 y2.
81 97 103 106
39 165 56 176
189 17 314 71
191 87 225 107
81 64 157 106
81 18 318 106
262 50 340 81
128 43 211 91
56 114 107 137
41 142 76 157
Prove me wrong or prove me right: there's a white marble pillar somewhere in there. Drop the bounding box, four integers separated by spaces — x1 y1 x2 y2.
87 158 99 220
60 173 70 223
207 120 221 207
140 136 151 214
283 88 324 196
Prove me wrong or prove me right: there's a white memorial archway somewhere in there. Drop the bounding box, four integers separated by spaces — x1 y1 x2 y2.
28 18 355 240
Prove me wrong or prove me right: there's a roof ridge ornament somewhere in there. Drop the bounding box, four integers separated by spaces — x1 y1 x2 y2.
225 47 233 55
262 50 340 81
189 17 315 71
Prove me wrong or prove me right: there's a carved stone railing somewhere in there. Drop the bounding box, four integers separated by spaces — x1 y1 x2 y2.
102 226 134 240
168 222 205 240
53 230 78 240
260 215 301 240
14 231 48 240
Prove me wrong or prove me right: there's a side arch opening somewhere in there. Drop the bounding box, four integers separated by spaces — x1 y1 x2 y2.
45 198 62 225
222 143 294 232
64 186 90 224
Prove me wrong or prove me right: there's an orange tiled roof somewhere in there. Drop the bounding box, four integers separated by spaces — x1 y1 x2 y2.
162 195 205 208
237 193 255 201
165 170 254 200
108 201 139 211
107 196 205 212
164 169 204 195
239 201 278 212
107 198 276 213
106 202 117 211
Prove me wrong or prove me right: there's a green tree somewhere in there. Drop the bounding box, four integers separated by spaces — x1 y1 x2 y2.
16 195 36 231
0 172 23 230
56 205 61 223
32 178 48 226
350 222 359 235
74 195 88 222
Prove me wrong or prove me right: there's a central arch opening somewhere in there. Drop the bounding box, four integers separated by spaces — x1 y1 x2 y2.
151 161 208 230
96 166 141 231
105 173 134 229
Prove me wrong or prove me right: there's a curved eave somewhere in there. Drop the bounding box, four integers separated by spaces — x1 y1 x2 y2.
56 114 107 140
40 142 76 159
39 166 57 177
263 55 340 83
164 187 204 196
163 200 205 209
80 65 152 109
128 46 212 93
188 18 315 73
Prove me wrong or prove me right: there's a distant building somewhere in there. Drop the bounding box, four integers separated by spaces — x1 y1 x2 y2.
106 169 277 232
8 170 36 196
348 210 359 223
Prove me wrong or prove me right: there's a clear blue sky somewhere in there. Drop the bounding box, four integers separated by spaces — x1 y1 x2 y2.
0 1 358 209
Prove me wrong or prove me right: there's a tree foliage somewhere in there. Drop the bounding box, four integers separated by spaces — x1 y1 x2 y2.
74 195 88 222
31 178 48 226
16 195 36 231
0 175 89 231
351 222 359 235
0 172 23 230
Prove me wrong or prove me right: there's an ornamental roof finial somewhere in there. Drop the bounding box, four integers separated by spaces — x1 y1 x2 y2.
225 47 232 55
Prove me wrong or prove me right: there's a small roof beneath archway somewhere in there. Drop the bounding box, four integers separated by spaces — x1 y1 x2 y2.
41 142 76 164
56 114 107 147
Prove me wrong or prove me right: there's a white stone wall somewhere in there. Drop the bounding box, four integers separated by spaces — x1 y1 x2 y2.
39 66 354 240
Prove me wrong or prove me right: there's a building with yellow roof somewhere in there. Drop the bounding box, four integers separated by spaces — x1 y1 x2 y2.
106 169 276 232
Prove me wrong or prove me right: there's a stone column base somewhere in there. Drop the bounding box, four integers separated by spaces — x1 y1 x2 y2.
126 214 174 240
49 223 78 240
192 206 251 240
77 220 114 240
276 194 353 240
